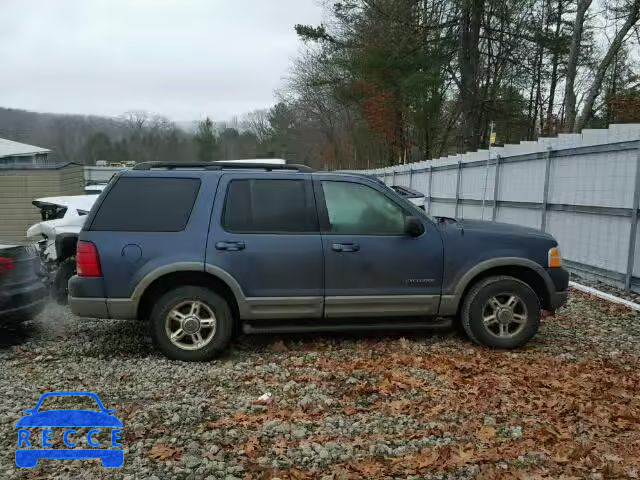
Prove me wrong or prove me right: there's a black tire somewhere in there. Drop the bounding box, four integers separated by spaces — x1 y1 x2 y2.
150 286 233 361
53 258 76 305
460 275 540 349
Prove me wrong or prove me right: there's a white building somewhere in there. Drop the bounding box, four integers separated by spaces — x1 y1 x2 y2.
0 138 51 167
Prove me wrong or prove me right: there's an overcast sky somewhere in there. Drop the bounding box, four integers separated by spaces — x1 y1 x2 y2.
0 0 323 122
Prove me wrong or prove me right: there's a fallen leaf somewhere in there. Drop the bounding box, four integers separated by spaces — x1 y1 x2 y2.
271 340 288 352
451 446 475 465
149 443 182 462
244 436 261 458
477 426 496 440
352 459 384 476
416 449 439 469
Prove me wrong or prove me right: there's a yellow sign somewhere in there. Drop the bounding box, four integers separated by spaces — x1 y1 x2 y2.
490 132 497 145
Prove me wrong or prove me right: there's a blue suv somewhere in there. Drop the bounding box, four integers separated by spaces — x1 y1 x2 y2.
69 162 568 361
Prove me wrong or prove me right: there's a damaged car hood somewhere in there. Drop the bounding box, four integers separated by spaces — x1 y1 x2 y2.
32 195 97 213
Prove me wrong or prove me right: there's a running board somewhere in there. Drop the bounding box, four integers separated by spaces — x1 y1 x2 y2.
242 318 453 335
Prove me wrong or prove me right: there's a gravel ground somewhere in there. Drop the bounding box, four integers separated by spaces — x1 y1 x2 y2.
1 290 639 479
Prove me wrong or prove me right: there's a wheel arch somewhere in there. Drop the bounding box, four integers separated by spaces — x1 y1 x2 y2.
440 258 554 315
135 265 245 322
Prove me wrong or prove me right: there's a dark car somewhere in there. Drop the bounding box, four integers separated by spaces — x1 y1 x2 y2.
69 161 568 361
0 243 46 323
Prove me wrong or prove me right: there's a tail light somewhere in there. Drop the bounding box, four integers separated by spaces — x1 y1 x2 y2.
76 241 102 277
0 257 16 275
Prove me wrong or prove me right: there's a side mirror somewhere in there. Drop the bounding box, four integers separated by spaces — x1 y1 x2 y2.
404 216 424 237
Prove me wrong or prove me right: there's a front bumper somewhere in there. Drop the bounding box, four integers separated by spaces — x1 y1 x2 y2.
549 290 569 311
545 267 569 312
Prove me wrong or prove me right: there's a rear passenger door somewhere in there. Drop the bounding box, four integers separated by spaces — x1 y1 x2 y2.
207 173 324 319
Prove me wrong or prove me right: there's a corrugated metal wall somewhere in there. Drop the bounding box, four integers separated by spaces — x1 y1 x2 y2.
356 124 640 292
0 164 84 241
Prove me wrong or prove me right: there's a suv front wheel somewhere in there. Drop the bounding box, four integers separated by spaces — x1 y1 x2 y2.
460 275 540 349
150 286 233 361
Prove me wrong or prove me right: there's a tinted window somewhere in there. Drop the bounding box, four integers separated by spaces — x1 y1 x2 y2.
90 177 200 231
223 179 315 233
322 181 407 234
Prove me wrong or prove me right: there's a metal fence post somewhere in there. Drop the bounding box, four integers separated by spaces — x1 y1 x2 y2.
625 140 640 291
408 167 413 189
391 169 397 186
492 155 501 221
541 147 552 232
454 161 462 218
427 166 433 215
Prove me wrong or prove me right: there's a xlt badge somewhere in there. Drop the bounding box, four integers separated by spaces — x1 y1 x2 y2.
405 278 435 285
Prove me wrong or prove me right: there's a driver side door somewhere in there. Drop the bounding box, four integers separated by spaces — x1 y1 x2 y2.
313 176 444 318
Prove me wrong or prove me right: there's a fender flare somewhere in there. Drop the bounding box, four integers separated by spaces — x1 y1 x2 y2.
439 257 554 315
128 262 248 316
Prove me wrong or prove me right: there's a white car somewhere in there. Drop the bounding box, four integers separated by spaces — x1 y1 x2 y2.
389 185 426 210
26 195 99 304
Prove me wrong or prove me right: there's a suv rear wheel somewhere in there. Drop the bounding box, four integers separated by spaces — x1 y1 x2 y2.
460 275 540 349
150 286 233 361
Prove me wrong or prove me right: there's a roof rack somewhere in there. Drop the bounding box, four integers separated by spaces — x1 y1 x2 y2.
132 161 314 172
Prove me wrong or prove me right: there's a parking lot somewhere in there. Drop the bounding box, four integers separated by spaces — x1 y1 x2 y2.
0 290 638 479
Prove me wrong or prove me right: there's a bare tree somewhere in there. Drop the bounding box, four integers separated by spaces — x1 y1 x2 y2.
575 0 640 131
242 109 272 144
458 0 484 151
563 0 593 131
545 0 566 134
121 110 150 131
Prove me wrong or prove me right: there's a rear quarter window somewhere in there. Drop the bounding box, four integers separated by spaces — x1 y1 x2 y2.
89 177 200 232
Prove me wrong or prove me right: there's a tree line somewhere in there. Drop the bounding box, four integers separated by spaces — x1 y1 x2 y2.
278 0 640 169
2 0 639 171
0 107 296 166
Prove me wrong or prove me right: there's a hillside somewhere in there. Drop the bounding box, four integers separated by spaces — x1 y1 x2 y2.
0 107 127 163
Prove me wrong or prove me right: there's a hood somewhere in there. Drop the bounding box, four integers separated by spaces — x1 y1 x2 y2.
449 218 554 240
435 217 558 269
16 409 123 428
33 195 98 212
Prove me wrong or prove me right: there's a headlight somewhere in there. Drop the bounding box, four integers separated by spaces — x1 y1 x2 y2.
548 246 562 268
